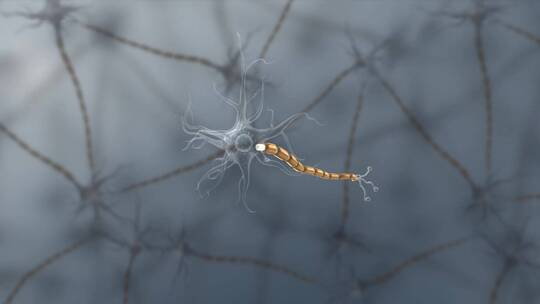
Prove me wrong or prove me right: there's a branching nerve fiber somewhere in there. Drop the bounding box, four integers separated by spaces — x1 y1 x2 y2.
256 142 378 201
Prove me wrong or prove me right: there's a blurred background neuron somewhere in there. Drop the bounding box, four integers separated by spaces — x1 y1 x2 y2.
0 0 540 303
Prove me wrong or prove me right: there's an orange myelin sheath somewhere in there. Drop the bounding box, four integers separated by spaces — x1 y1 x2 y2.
256 143 360 182
255 142 378 201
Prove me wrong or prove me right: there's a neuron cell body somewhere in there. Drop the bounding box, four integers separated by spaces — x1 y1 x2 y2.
183 58 308 212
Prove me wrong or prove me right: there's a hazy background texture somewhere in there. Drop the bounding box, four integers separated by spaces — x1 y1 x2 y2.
1 0 540 303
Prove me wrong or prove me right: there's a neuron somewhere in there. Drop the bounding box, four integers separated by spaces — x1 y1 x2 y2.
183 46 378 212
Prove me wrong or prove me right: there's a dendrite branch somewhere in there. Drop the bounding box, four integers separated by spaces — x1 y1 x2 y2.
473 21 493 180
259 0 294 59
514 193 540 203
360 237 471 288
186 244 318 285
488 261 514 304
121 150 225 193
341 94 364 226
122 249 140 304
0 122 81 189
496 19 540 47
301 61 363 114
74 20 224 73
4 237 93 304
375 73 477 191
55 29 96 175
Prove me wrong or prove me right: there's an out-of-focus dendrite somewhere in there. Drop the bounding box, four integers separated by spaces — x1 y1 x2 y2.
119 150 226 193
356 236 472 290
424 1 540 218
0 121 81 190
514 193 540 203
319 93 372 276
3 235 94 304
297 34 391 116
465 179 504 218
184 244 319 285
341 94 366 225
461 169 535 228
101 202 164 304
299 60 365 115
325 267 368 304
430 1 540 50
350 37 478 193
494 18 540 47
466 175 522 221
72 19 261 93
0 0 127 228
470 1 496 181
1 42 92 128
479 223 540 304
73 0 294 92
72 19 223 74
173 238 319 286
76 169 130 228
326 236 472 304
2 0 97 175
428 0 511 182
0 121 125 229
255 142 378 202
258 0 295 60
152 225 319 289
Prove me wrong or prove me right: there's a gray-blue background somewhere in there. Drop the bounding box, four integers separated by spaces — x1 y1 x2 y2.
1 0 539 303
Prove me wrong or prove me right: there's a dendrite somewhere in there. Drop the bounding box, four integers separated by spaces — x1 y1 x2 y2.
73 18 261 94
327 236 472 304
356 236 472 290
480 222 540 304
101 202 162 304
514 193 540 203
184 244 318 285
4 236 94 304
162 229 319 287
494 18 540 47
258 0 295 60
427 0 511 182
2 0 96 175
0 121 124 229
341 94 366 225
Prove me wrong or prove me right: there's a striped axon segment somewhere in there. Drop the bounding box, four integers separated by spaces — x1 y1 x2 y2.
255 142 378 201
255 142 360 181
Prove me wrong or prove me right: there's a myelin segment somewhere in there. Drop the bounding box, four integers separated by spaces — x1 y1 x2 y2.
255 143 359 182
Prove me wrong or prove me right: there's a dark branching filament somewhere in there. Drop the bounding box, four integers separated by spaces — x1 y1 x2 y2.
2 0 96 174
4 236 93 304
